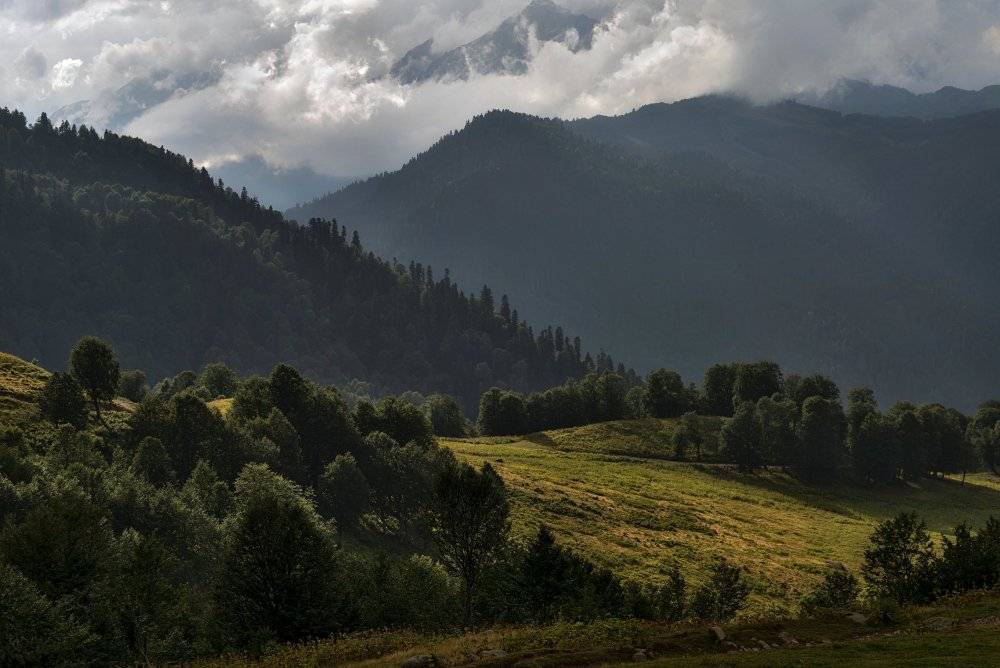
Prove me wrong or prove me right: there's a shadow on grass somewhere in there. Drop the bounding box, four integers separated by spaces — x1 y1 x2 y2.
699 466 1000 534
524 432 558 449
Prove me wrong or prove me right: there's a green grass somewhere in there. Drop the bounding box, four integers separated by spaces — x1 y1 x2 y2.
444 421 1000 614
0 352 49 426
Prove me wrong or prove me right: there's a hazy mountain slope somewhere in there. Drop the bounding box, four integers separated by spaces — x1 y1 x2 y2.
0 108 594 408
568 97 1000 300
288 109 999 409
799 79 1000 119
390 0 597 83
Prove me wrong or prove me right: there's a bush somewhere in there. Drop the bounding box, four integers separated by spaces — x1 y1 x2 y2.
800 569 860 616
861 512 937 604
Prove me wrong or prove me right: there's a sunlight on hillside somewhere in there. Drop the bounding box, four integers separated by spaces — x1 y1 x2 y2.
447 421 1000 615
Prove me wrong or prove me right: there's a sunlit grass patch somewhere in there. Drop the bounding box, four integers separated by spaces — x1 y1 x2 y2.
443 421 1000 614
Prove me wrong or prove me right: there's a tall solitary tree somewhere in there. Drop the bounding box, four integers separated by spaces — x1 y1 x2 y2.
427 461 510 625
69 336 120 424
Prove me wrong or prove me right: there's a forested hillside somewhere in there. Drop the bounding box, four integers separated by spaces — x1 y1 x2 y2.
288 107 1000 410
0 108 601 410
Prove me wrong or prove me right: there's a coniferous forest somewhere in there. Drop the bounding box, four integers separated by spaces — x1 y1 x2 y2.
0 108 610 414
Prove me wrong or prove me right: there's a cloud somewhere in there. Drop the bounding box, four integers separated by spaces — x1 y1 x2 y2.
14 46 47 79
1 0 90 23
3 0 1000 186
50 58 83 89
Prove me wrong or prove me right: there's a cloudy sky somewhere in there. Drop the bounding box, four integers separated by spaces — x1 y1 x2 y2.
3 0 1000 187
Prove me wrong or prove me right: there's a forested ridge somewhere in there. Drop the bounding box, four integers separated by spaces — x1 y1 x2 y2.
0 108 612 411
291 104 1000 411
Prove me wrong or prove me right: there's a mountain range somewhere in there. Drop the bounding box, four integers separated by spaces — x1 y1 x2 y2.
288 98 1000 410
390 0 598 83
796 79 1000 119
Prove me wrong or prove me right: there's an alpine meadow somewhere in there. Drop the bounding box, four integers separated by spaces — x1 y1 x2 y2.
3 1 1000 667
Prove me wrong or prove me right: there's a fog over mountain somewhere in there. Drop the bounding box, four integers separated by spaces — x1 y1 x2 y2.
390 0 598 83
4 0 1000 196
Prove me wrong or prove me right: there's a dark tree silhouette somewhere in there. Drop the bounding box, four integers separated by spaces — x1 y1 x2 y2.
69 337 120 424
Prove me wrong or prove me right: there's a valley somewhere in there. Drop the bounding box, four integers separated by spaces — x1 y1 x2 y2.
4 3 1000 664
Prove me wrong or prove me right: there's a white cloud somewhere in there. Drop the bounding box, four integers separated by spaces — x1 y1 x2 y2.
50 57 83 89
3 0 1000 184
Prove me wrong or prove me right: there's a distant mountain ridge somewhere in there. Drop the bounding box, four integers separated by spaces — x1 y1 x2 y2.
51 71 350 211
288 102 1000 410
390 0 598 83
54 69 219 131
798 79 1000 119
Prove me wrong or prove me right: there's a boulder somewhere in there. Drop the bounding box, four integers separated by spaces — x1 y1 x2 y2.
480 649 507 659
757 640 771 650
709 625 726 642
845 611 868 625
401 655 437 668
632 649 651 662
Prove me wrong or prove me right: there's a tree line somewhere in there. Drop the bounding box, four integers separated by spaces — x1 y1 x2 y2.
475 361 999 482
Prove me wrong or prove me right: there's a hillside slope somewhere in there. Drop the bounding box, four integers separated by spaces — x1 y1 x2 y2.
447 421 1000 613
0 109 598 409
0 352 49 426
288 108 999 409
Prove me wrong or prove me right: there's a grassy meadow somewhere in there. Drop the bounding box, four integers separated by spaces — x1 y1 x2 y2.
0 351 50 426
445 420 1000 615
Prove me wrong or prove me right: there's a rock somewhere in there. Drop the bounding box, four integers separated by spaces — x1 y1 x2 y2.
822 559 847 571
401 655 437 668
778 631 799 645
480 649 507 659
757 640 771 650
632 649 652 662
709 625 726 642
845 611 868 625
724 641 739 651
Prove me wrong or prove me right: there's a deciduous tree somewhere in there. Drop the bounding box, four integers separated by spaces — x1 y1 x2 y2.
69 336 120 423
428 461 510 625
